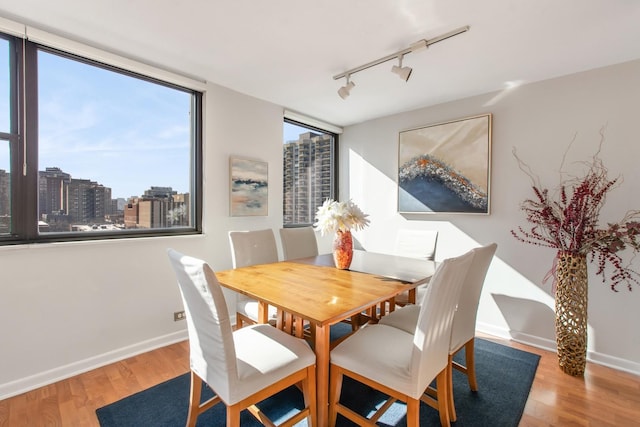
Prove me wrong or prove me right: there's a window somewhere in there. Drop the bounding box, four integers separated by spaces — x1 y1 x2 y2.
0 32 202 244
283 119 336 226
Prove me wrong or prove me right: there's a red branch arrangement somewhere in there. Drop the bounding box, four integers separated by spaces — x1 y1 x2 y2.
511 133 640 291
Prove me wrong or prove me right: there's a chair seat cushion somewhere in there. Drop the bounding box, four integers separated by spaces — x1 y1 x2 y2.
378 304 420 334
228 324 315 404
237 294 278 322
331 324 420 397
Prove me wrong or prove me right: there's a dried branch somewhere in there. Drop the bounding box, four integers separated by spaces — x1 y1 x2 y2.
512 129 640 291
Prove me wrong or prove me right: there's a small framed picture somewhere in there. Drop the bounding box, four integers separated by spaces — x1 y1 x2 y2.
229 157 268 216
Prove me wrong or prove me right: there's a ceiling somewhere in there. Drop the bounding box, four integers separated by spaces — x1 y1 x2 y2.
1 1 640 128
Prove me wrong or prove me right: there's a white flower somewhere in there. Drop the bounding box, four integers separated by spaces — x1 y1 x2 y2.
313 199 370 235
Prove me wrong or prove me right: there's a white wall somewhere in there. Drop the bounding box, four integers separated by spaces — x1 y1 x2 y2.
2 56 639 401
0 82 286 398
341 59 640 374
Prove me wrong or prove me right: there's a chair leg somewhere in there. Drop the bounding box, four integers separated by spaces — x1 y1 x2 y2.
186 371 201 427
406 397 420 426
329 366 344 426
226 406 241 427
302 365 318 427
435 369 451 426
447 354 457 422
465 339 478 391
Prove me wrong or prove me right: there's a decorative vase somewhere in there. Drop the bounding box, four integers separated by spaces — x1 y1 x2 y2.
554 251 588 376
333 229 353 269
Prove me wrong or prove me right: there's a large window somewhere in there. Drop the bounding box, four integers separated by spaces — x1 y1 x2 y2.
283 119 336 226
0 32 202 244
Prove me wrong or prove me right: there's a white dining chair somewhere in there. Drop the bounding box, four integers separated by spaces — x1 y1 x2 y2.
395 229 439 260
329 249 474 426
167 249 317 427
375 229 439 316
228 229 280 328
279 226 319 260
378 242 498 421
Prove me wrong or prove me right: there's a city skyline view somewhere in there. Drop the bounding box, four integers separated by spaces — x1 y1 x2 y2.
284 122 314 144
0 42 193 200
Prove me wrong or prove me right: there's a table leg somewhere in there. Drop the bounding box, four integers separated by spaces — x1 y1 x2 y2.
257 301 269 324
409 288 417 304
313 324 330 427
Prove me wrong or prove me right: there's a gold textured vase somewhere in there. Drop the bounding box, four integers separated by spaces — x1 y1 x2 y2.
554 251 588 376
332 230 353 270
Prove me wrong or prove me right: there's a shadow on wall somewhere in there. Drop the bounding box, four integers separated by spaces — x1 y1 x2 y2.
492 293 556 344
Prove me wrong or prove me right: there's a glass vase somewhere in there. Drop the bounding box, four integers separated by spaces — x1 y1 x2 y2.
333 229 353 269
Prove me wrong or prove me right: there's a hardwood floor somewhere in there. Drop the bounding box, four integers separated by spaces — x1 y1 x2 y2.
0 334 638 426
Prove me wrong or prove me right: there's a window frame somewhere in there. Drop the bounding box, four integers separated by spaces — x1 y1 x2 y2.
0 33 203 245
283 118 338 228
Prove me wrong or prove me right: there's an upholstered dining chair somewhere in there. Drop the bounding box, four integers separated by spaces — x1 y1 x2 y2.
378 242 498 421
228 229 279 328
329 249 474 426
167 249 317 427
381 229 439 313
279 226 319 260
395 229 439 260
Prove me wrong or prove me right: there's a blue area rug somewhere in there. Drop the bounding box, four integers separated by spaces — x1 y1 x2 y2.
96 337 539 426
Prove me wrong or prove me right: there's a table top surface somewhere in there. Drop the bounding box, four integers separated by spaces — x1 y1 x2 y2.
216 250 435 326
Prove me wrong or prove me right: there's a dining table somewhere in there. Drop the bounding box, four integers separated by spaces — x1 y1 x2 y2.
216 249 436 426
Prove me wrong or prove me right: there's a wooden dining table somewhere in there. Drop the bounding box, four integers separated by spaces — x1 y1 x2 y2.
216 249 436 426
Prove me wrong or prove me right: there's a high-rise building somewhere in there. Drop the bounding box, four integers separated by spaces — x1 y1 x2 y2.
283 132 333 225
124 188 190 229
39 167 71 217
65 178 112 224
38 167 114 230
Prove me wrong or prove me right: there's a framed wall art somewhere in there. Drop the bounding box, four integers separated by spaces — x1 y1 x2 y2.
229 157 268 216
397 114 492 214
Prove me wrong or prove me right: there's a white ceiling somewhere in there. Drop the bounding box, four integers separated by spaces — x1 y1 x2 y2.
2 0 640 127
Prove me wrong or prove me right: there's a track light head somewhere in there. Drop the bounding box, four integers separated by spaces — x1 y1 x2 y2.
338 77 355 99
391 55 413 82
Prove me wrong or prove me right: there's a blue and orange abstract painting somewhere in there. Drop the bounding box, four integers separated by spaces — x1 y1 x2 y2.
398 114 491 214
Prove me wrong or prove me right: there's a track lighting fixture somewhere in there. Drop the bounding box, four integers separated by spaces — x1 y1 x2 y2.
391 55 412 82
338 75 355 99
334 26 469 99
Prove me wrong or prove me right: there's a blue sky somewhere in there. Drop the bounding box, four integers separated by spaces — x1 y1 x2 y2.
1 42 192 200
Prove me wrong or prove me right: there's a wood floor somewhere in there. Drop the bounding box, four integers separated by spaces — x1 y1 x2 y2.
1 334 639 426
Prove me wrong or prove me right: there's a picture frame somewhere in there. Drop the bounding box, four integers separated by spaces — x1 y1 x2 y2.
397 114 492 214
229 157 269 216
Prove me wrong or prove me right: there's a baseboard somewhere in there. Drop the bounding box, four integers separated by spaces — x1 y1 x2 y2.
509 331 557 353
476 321 512 341
0 330 188 400
587 349 640 376
476 322 640 376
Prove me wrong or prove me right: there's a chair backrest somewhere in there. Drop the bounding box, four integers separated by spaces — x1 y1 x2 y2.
450 243 497 352
395 229 438 260
279 227 319 260
228 229 279 268
167 249 237 403
409 249 474 397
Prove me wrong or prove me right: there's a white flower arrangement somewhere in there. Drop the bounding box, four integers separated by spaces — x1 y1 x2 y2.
313 199 370 236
